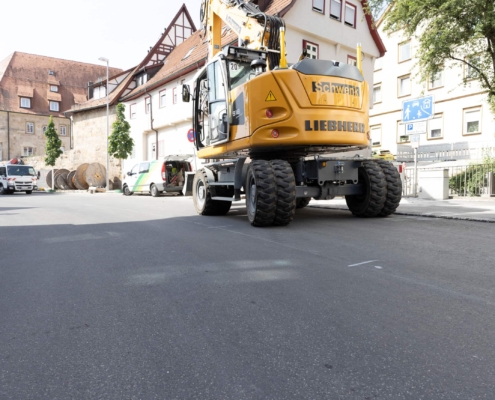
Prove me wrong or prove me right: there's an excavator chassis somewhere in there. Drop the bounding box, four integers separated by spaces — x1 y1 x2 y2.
191 157 402 226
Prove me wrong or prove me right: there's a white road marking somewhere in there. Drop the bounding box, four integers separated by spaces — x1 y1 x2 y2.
348 260 378 267
375 266 383 269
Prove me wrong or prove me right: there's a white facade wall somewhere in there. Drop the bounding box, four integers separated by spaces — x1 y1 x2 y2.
370 26 495 158
123 71 198 174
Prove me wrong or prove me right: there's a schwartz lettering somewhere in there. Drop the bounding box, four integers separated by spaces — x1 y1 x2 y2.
312 82 361 97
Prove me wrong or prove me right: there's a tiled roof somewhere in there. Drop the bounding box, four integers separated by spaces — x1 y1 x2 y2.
0 52 122 116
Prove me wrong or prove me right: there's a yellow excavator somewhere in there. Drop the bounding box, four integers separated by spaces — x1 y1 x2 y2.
182 0 401 226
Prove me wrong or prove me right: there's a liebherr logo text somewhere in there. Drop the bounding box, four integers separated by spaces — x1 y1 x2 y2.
312 82 361 96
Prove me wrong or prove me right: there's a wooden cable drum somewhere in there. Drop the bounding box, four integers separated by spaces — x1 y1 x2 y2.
55 171 71 190
45 169 59 189
66 170 77 190
85 163 107 188
74 163 90 190
53 169 70 190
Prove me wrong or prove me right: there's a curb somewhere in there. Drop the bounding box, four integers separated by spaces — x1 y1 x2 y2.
307 205 495 224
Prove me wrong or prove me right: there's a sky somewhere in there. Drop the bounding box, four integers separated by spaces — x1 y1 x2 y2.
0 0 202 70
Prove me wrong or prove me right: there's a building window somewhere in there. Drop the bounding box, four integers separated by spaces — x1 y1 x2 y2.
398 41 411 62
49 101 59 112
428 114 443 139
347 55 357 66
374 57 383 71
373 85 381 104
330 0 341 20
182 46 196 60
344 3 356 28
429 69 443 89
465 57 480 80
26 122 34 134
159 89 166 108
50 85 58 92
173 87 178 104
398 75 411 97
42 126 47 133
463 107 481 135
145 96 151 114
158 140 164 157
20 97 31 109
59 125 67 136
23 147 34 156
130 103 137 119
397 121 409 143
303 40 319 59
370 125 381 146
312 0 325 13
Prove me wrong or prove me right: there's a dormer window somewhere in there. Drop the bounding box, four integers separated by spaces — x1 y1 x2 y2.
136 74 148 87
50 85 58 92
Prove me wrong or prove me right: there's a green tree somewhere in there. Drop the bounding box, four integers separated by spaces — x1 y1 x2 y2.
108 103 134 160
44 116 62 166
368 0 495 112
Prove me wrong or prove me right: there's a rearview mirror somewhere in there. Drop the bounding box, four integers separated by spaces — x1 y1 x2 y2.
182 84 191 103
37 171 40 178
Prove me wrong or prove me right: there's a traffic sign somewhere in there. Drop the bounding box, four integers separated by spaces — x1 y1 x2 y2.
402 95 434 123
187 129 196 143
410 134 420 149
406 121 427 135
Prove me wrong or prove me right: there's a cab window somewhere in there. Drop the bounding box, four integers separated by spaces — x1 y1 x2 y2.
139 162 150 173
130 165 139 175
0 167 6 176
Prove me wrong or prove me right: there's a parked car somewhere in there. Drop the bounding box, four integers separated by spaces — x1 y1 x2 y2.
0 163 39 195
123 155 193 197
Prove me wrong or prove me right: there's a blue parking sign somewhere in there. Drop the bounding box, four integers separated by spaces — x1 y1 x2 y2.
402 95 434 123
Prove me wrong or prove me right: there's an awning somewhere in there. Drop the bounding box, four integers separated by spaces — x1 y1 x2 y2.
47 91 62 101
17 86 33 97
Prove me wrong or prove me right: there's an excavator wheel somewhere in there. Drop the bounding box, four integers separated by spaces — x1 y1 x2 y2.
245 160 277 227
296 197 311 209
375 160 402 216
193 169 231 216
345 161 387 218
270 160 296 226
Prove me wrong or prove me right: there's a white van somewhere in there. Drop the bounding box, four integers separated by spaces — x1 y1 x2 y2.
0 164 39 195
123 155 193 197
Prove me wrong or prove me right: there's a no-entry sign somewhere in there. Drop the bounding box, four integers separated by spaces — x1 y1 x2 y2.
187 129 196 143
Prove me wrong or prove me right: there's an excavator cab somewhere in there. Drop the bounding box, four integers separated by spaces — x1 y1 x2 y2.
189 46 268 150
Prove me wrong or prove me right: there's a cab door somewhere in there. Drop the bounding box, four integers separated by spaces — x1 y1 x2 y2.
207 60 229 145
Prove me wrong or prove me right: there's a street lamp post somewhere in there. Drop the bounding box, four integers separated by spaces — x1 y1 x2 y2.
98 57 110 191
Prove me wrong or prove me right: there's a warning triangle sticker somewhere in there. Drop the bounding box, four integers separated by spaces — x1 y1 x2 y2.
265 91 277 102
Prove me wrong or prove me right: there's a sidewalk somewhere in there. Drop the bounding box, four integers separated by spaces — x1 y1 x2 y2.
309 197 495 223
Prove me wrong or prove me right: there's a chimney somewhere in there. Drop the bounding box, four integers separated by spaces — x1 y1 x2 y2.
88 82 94 100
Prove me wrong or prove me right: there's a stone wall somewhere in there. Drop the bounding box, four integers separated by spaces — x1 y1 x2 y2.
0 111 71 162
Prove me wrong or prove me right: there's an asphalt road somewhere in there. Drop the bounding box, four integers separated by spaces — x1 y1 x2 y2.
1 192 494 399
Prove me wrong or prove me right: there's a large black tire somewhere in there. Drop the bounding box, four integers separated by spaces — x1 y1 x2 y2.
345 161 387 218
296 197 311 209
123 185 133 196
193 170 231 216
0 185 7 195
270 160 296 226
150 184 160 197
245 160 277 227
375 160 402 216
